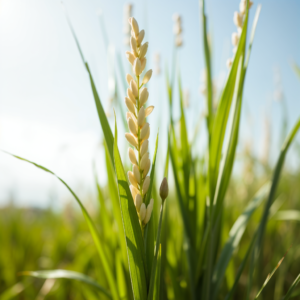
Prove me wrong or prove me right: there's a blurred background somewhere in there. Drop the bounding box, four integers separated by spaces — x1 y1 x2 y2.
1 1 300 299
0 0 299 208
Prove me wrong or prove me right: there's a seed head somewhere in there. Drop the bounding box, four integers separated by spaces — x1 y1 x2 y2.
159 177 169 202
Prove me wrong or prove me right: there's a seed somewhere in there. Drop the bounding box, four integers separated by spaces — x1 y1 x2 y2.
140 88 149 107
128 148 137 165
128 171 138 188
143 176 150 194
125 133 138 148
145 106 154 117
142 70 152 85
133 164 140 184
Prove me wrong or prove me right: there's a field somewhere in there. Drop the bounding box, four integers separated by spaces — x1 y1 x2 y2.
1 0 300 299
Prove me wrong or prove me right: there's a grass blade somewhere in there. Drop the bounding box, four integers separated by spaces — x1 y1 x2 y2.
62 4 115 166
282 274 300 300
2 151 119 300
20 270 112 299
113 116 147 300
0 283 26 300
144 132 159 282
255 254 286 299
212 182 271 299
148 202 165 300
247 118 300 297
200 0 213 137
208 2 249 200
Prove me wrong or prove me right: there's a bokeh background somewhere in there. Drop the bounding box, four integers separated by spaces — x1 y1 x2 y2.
0 0 299 206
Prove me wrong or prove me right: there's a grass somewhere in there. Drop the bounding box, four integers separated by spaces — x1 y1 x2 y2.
1 0 300 299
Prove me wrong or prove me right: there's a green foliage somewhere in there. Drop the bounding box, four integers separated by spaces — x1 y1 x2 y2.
1 0 300 299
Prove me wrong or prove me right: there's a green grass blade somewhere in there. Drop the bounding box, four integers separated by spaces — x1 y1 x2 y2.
144 132 159 282
212 182 270 299
113 116 147 300
105 145 128 267
255 254 286 299
272 210 300 221
2 151 119 300
208 3 249 200
282 274 300 300
169 139 196 300
153 245 162 300
62 4 115 166
20 270 112 299
0 283 26 300
247 118 300 297
200 0 213 136
148 202 165 300
224 232 257 300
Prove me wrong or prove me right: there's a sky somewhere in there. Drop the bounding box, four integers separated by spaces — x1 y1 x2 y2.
0 0 299 208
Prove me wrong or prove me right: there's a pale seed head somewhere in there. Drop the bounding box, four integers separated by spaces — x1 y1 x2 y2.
128 171 138 188
143 158 151 177
233 12 243 28
125 97 136 114
136 30 145 46
143 176 150 194
140 122 149 140
130 37 138 57
143 198 154 224
135 194 142 212
127 88 136 104
232 32 239 46
128 117 137 136
130 185 140 201
133 164 140 184
125 133 138 148
145 106 154 117
142 70 152 85
128 148 137 165
126 51 135 65
128 17 139 37
126 74 134 85
139 42 148 59
137 107 145 127
140 152 150 170
139 203 146 221
130 80 138 97
140 88 149 107
133 58 142 76
140 140 149 157
141 58 147 72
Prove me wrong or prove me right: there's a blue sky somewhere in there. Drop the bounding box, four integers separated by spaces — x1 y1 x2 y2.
0 0 299 207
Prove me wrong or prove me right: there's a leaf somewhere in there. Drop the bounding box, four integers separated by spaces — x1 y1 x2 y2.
208 2 249 200
61 4 115 166
2 151 119 300
20 270 112 299
200 0 213 136
169 138 196 300
254 254 286 299
247 118 300 297
0 283 26 300
153 245 162 300
113 116 147 300
282 273 300 300
212 182 271 299
144 132 159 282
148 203 165 300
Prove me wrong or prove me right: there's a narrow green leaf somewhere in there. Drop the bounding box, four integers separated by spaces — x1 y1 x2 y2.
209 2 249 200
148 203 165 300
144 132 159 282
282 273 300 300
212 182 270 299
200 0 213 136
247 118 300 297
20 270 112 299
291 62 300 80
255 254 286 299
0 283 26 300
113 116 147 300
153 245 162 300
61 4 115 166
2 151 119 300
